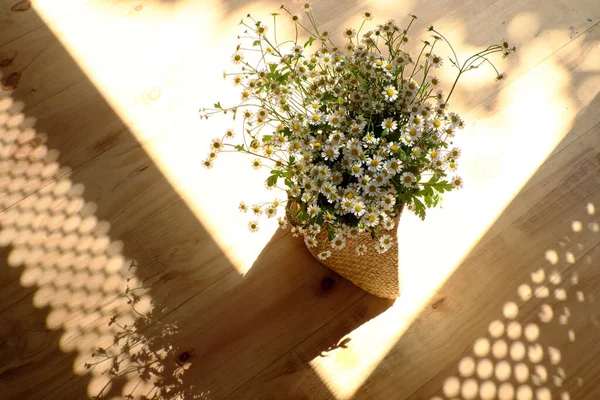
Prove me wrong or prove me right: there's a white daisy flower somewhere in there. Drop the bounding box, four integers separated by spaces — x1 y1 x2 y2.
428 149 440 162
362 132 379 146
448 147 462 159
327 114 343 128
400 172 416 188
382 61 394 74
349 123 363 135
387 141 401 153
231 52 244 64
373 58 385 69
239 201 248 213
379 194 396 210
405 126 422 141
330 235 347 250
365 183 381 198
294 62 309 77
349 163 364 177
201 159 214 169
328 131 345 144
291 45 304 55
427 75 440 86
383 218 396 230
347 226 361 238
356 243 367 256
210 138 224 152
362 211 379 227
300 2 312 13
318 250 332 260
265 206 277 218
308 111 324 125
248 220 259 232
351 201 366 217
386 158 402 174
447 112 463 127
308 223 321 235
381 118 398 131
451 176 464 189
291 226 300 237
393 52 411 67
251 159 262 170
321 145 339 161
305 235 318 248
323 212 336 223
307 204 321 217
379 234 393 248
428 53 443 68
359 174 371 187
376 243 389 254
251 204 262 215
366 155 384 171
277 217 288 229
232 75 243 86
340 198 355 213
382 85 398 102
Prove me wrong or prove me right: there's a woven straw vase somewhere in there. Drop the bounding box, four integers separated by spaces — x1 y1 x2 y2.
290 203 403 299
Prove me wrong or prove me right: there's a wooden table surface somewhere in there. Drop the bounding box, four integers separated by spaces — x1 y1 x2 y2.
0 0 599 399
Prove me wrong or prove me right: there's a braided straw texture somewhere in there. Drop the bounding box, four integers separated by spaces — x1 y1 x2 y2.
289 203 403 299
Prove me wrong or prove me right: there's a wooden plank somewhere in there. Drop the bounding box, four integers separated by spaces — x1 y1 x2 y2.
0 0 91 47
411 242 600 400
0 10 88 108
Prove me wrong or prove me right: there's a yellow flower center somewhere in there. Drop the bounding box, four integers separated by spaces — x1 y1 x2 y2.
433 120 441 127
413 117 421 124
386 88 395 97
314 142 321 148
353 165 361 173
346 192 354 199
385 121 393 128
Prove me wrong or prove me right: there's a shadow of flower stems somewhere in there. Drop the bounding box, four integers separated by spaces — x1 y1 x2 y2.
85 261 208 400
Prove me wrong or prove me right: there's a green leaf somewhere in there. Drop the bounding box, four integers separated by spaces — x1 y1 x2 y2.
214 102 222 109
234 145 245 152
412 197 426 220
267 174 278 187
253 40 261 46
304 36 316 48
262 135 272 142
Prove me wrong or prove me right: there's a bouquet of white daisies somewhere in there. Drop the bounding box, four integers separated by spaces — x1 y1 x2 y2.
200 2 514 260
